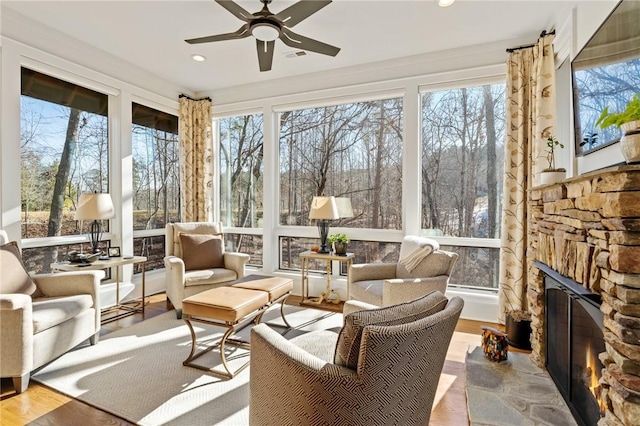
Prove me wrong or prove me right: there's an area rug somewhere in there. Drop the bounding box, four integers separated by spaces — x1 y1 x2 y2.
465 346 577 426
33 305 342 425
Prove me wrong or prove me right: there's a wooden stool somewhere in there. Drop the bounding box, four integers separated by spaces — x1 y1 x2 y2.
182 276 293 379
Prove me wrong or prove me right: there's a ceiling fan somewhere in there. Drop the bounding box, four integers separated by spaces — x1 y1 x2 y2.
185 0 340 72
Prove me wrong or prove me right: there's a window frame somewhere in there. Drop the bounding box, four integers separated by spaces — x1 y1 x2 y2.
210 67 506 293
418 77 506 291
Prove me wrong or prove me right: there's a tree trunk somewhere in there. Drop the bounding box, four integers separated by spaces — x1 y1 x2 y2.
372 100 385 229
483 85 499 288
45 108 81 265
483 85 498 238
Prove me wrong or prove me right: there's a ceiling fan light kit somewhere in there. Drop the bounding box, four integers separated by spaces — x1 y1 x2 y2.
251 22 280 41
185 0 340 72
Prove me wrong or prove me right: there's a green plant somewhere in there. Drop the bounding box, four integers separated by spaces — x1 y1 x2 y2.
327 233 349 244
595 93 640 129
545 136 565 171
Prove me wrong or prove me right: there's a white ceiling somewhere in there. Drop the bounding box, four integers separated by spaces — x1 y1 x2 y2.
3 0 585 93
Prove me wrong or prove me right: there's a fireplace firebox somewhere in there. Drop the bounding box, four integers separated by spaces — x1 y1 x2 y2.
537 262 605 426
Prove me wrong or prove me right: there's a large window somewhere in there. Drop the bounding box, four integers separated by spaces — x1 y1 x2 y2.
131 102 180 231
421 82 505 289
219 114 264 266
219 114 264 228
279 98 403 229
20 67 109 267
131 103 180 270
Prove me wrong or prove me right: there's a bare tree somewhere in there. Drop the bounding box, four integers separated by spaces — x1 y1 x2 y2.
43 109 82 265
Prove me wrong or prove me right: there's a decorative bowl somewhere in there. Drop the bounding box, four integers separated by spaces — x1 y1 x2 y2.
68 252 100 263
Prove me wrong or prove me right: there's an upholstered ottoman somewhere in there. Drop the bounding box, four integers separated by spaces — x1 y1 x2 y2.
182 276 292 378
232 276 293 328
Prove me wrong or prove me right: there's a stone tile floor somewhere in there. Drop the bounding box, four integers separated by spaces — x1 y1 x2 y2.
465 346 578 426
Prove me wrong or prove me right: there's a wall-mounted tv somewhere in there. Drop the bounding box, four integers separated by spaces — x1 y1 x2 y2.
572 0 640 156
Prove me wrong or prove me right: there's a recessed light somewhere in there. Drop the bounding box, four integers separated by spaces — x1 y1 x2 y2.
439 0 455 7
191 54 206 62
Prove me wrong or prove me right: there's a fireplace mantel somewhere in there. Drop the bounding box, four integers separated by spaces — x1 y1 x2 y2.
528 164 640 426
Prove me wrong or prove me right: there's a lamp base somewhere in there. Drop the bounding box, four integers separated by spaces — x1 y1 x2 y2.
89 220 103 254
317 220 330 254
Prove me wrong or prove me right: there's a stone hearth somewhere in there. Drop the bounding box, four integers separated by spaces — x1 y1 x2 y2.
527 165 640 426
465 346 576 425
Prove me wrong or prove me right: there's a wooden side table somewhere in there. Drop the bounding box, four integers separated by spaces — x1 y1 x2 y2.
51 256 147 323
300 251 355 305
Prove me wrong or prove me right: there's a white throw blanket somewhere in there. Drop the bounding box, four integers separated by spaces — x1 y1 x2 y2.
399 236 439 273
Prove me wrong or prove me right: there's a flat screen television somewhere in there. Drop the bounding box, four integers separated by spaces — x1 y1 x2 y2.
572 0 640 156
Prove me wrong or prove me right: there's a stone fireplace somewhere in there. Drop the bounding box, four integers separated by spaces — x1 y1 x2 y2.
528 165 640 426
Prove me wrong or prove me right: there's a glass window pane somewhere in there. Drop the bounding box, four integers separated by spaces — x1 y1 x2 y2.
279 237 401 274
224 234 263 267
133 235 166 272
219 114 264 228
21 68 109 263
279 98 403 230
132 103 180 231
280 237 319 271
441 245 500 290
421 83 505 238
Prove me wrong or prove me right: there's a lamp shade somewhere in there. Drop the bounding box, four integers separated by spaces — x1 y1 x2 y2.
75 193 115 220
309 196 339 220
335 197 354 218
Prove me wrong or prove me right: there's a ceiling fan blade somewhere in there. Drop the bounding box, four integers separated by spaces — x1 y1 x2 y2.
256 39 275 72
280 28 340 57
215 0 252 22
185 24 250 44
275 0 332 27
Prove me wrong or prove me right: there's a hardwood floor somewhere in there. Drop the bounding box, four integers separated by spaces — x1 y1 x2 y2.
0 293 500 426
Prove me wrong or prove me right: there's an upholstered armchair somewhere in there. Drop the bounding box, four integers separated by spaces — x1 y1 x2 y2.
0 230 103 393
349 236 458 306
164 222 250 319
250 291 464 425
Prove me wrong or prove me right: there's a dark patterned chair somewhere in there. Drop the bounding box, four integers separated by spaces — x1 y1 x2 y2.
249 291 464 426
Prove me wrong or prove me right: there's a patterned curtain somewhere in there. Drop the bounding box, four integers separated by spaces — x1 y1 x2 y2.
178 97 214 222
498 34 556 322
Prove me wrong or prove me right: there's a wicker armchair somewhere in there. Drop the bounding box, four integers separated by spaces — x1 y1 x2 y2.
250 291 464 425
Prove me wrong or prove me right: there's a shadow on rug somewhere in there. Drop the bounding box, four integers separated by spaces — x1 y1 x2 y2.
33 305 342 425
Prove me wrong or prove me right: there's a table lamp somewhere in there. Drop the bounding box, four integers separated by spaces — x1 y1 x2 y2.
75 192 115 253
335 197 354 219
309 196 339 254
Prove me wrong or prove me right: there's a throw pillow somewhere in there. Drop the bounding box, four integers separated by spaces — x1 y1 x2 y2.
179 233 224 271
334 291 448 369
0 241 42 297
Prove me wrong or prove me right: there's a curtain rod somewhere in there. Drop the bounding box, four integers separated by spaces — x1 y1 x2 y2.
506 29 556 53
179 93 212 102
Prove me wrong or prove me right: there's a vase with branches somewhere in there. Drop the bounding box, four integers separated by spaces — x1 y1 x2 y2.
544 136 565 172
540 136 566 185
